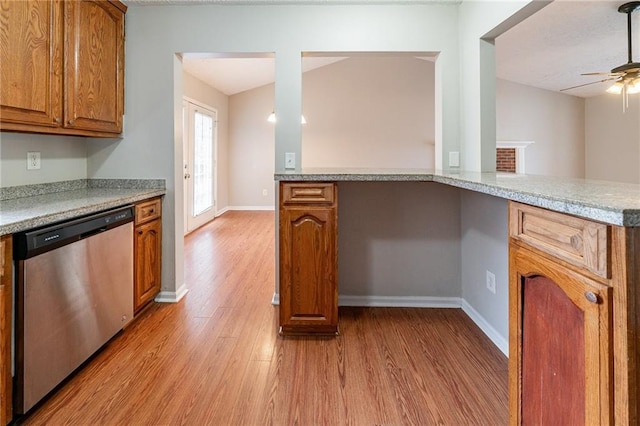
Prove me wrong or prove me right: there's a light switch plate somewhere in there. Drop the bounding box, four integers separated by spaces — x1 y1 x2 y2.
449 151 460 168
27 151 41 170
285 152 296 169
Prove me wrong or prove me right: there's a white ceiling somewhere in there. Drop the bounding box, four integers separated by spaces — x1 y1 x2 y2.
496 1 640 98
182 55 347 95
137 0 640 98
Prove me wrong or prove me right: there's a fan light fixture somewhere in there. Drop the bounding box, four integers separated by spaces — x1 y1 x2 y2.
562 2 640 112
267 111 307 124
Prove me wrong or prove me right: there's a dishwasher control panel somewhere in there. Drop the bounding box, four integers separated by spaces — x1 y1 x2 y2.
13 205 134 260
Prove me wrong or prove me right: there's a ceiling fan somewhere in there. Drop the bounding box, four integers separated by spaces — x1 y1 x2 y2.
561 1 640 111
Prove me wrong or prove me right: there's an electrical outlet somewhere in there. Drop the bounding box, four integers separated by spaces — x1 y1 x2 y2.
486 270 496 294
285 152 295 169
27 151 41 170
262 189 268 196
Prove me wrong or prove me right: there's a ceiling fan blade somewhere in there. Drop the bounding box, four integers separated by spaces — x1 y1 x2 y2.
560 77 621 92
581 72 624 76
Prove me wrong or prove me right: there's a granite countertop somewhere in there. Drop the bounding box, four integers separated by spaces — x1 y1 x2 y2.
275 168 640 227
0 179 166 235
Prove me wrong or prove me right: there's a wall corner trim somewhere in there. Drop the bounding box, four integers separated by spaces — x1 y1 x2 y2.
155 284 189 303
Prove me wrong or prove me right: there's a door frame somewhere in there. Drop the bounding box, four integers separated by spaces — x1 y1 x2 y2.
183 96 218 234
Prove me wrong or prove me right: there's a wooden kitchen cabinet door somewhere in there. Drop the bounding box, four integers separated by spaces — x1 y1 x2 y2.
279 182 338 336
509 244 612 425
64 0 125 134
0 0 63 128
134 218 162 314
0 0 125 136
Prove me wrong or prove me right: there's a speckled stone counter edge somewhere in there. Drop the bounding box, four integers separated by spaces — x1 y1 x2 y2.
274 171 640 227
0 178 165 201
0 179 166 236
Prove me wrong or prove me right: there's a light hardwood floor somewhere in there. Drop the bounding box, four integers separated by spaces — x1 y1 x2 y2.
22 210 508 425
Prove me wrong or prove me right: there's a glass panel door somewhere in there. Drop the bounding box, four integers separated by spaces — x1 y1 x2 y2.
184 100 217 233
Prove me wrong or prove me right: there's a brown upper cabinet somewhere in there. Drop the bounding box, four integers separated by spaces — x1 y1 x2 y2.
0 0 126 137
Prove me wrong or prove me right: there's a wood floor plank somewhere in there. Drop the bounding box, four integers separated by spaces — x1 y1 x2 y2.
21 210 508 426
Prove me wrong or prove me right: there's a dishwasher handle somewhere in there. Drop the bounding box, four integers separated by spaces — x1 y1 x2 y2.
80 227 109 240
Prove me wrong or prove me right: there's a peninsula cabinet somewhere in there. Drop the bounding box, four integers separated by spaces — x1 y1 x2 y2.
279 182 338 335
508 201 640 425
0 236 11 425
134 198 162 314
0 0 126 137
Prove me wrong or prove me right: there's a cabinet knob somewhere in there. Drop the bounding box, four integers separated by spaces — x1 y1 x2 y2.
54 117 61 124
138 230 143 235
68 119 75 126
585 291 599 304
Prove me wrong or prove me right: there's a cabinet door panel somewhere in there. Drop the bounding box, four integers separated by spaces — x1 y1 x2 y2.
279 206 337 335
64 0 123 133
0 0 62 127
135 219 161 313
510 244 612 425
522 275 585 424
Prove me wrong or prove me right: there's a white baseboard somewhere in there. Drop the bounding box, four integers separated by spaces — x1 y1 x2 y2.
227 206 275 211
215 207 229 217
270 292 507 355
155 283 189 303
271 293 461 308
461 299 508 356
339 295 462 308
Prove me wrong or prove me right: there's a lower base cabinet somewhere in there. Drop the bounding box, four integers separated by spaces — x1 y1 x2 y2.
279 182 338 335
508 201 620 424
509 244 612 424
134 198 162 314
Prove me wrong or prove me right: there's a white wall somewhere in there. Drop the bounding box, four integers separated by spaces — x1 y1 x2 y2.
496 78 585 178
228 84 275 208
585 94 640 183
460 190 509 352
183 71 230 210
458 1 545 172
338 182 460 299
0 133 87 187
226 55 435 208
302 56 435 169
96 3 461 294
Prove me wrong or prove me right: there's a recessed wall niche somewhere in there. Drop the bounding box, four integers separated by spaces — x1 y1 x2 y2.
301 52 437 169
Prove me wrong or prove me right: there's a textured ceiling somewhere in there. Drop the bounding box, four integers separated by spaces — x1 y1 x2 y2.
496 1 640 98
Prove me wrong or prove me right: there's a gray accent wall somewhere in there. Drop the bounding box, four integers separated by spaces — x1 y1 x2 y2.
0 133 88 187
338 182 461 298
460 190 509 341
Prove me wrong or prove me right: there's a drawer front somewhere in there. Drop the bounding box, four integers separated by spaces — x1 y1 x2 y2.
509 202 609 278
281 183 335 205
135 198 162 225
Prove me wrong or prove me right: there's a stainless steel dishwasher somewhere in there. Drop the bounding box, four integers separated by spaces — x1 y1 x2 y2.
13 205 134 414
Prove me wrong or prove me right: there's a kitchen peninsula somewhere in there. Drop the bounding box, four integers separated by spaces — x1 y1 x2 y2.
276 168 640 425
